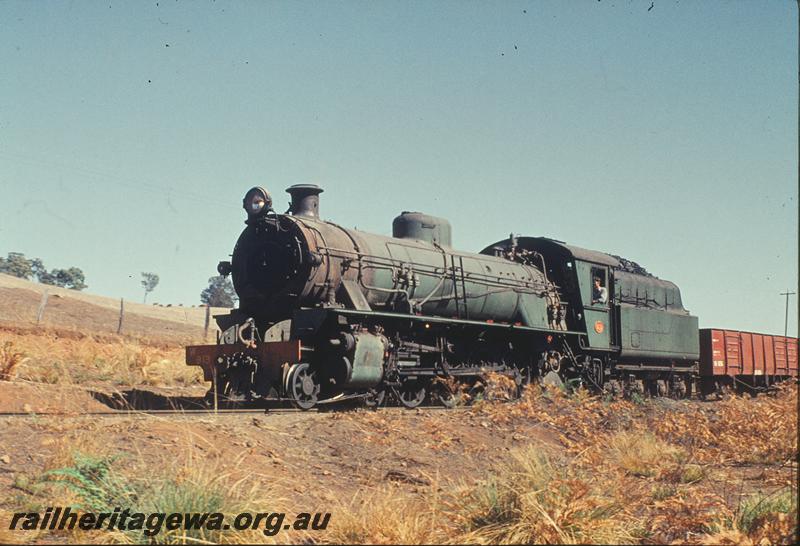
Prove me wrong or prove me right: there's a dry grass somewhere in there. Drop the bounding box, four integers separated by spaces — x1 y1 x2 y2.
12 422 293 544
452 445 640 544
446 382 797 544
327 486 447 544
675 487 798 545
475 381 798 467
606 431 685 478
3 383 796 545
324 443 642 544
651 384 798 466
314 381 798 544
480 371 521 402
0 330 202 387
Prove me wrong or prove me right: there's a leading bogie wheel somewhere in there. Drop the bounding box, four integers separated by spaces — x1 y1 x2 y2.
286 363 320 410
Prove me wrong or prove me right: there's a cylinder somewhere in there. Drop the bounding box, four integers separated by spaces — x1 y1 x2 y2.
342 332 386 388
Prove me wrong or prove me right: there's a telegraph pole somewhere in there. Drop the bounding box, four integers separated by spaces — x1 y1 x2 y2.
780 290 796 337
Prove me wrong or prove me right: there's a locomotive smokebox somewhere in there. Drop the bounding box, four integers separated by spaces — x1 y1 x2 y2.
392 211 452 247
286 184 323 218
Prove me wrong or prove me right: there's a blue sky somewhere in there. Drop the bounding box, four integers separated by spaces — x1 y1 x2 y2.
1 1 797 335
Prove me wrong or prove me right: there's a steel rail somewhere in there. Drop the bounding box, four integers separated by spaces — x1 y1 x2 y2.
0 405 468 418
0 408 283 417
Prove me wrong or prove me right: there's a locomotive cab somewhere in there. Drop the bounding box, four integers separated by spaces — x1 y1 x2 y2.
480 237 617 350
480 236 699 363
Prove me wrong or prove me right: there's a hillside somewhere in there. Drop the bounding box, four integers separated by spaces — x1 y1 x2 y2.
0 273 229 343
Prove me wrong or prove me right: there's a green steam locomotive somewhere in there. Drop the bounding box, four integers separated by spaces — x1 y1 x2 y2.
186 184 698 408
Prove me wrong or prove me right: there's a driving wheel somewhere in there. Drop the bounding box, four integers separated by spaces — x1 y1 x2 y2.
435 381 459 408
398 380 426 409
364 387 387 409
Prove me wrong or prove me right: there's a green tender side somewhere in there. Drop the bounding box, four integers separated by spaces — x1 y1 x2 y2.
614 270 699 360
618 307 699 360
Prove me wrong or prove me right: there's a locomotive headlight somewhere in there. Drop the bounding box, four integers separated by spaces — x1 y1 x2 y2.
243 187 273 217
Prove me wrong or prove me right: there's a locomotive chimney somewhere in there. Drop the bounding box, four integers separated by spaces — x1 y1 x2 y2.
286 184 323 218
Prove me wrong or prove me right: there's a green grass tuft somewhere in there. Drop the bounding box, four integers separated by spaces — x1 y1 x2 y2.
737 488 795 533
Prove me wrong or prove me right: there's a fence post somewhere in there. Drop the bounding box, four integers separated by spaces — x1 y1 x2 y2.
117 298 124 334
204 305 211 341
36 290 49 324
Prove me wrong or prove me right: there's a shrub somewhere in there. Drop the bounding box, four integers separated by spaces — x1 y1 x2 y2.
0 341 26 381
607 431 684 478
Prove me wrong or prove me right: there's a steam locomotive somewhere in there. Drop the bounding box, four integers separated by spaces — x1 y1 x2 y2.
185 185 792 408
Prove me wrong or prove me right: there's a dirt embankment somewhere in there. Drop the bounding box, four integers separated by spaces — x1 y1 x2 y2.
0 380 796 545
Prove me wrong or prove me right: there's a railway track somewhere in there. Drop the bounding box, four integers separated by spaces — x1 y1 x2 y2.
3 376 792 419
0 405 466 418
0 408 285 417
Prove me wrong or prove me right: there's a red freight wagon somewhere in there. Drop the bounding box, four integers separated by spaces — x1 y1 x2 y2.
699 328 798 394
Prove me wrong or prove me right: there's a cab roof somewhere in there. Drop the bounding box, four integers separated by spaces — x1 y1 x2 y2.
481 236 621 267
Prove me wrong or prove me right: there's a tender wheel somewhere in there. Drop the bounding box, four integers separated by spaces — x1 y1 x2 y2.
669 376 688 399
398 380 426 409
286 363 320 410
624 376 644 400
603 379 624 399
644 379 659 397
684 376 694 399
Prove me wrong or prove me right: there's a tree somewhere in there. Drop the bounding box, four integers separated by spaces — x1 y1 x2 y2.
29 258 47 281
0 252 34 279
200 276 237 307
44 268 87 290
0 252 86 290
141 272 159 303
36 269 56 286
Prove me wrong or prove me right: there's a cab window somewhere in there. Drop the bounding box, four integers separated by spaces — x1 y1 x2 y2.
590 267 608 306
